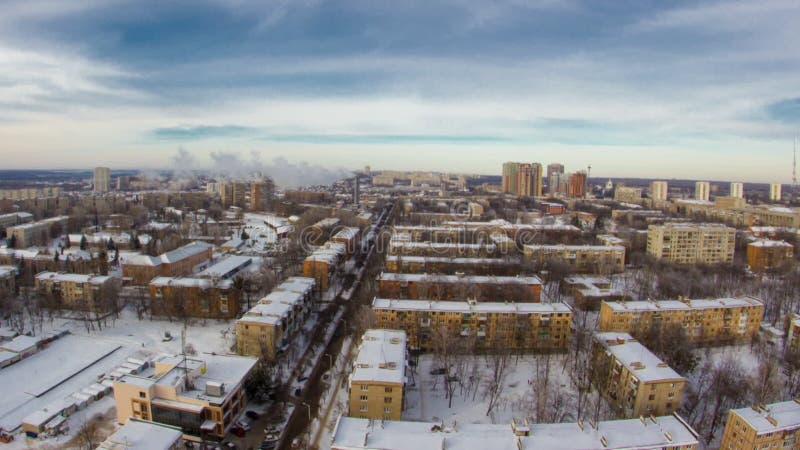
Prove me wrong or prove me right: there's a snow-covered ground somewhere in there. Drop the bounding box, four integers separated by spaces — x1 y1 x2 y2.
0 307 234 449
403 353 600 425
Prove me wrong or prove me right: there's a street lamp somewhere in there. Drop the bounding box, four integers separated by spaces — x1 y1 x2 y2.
324 353 334 368
301 401 312 422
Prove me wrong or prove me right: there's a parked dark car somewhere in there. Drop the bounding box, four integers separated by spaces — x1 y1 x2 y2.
245 410 260 420
230 426 246 438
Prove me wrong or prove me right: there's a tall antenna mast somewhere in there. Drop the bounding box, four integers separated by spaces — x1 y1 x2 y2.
794 135 798 188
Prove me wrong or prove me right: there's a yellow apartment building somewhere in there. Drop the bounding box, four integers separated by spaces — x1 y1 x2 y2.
646 223 735 264
593 332 686 418
720 400 800 450
348 329 407 420
523 244 626 274
372 298 572 351
598 297 763 344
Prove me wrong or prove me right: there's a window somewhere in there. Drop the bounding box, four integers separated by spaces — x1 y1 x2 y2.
648 394 655 401
139 392 146 399
359 395 368 402
384 407 392 414
385 387 393 393
360 385 369 391
359 405 368 412
384 397 393 404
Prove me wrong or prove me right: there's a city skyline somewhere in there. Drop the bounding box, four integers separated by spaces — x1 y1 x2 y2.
1 1 799 182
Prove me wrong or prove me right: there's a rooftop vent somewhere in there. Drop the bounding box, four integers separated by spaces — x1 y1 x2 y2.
206 380 225 397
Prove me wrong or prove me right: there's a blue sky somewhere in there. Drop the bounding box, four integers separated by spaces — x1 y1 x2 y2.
0 0 799 182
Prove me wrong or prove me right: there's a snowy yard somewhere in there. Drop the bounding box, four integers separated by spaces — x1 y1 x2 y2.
403 353 609 425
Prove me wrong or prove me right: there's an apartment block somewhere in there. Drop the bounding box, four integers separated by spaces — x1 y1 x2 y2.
331 227 361 255
249 180 274 211
348 329 407 420
121 241 213 285
284 190 331 203
563 275 629 309
372 298 572 351
331 413 699 450
113 353 257 440
720 400 800 450
568 171 587 198
149 277 239 319
786 314 800 355
220 182 247 209
94 167 111 194
384 255 519 276
388 239 496 258
614 186 643 203
97 419 183 450
7 216 68 248
523 244 626 274
730 182 744 199
0 212 33 235
235 277 316 360
747 239 794 272
649 181 668 201
695 181 710 201
302 241 346 292
34 271 118 311
0 265 17 292
598 297 764 344
378 272 542 302
502 162 543 197
593 332 686 418
770 183 782 202
646 223 735 265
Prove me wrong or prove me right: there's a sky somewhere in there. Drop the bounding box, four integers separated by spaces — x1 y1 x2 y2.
1 0 799 183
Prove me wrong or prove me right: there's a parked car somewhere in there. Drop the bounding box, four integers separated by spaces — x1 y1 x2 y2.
429 367 447 375
260 440 277 450
245 410 260 420
235 420 251 432
230 425 246 438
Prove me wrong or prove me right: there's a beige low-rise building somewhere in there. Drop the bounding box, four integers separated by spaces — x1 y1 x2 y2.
113 353 257 441
523 244 625 274
377 272 542 302
331 413 699 449
646 223 735 265
720 400 800 450
235 277 316 360
593 332 686 418
747 239 794 272
599 297 763 344
348 329 407 421
7 216 68 248
34 271 118 311
373 298 572 351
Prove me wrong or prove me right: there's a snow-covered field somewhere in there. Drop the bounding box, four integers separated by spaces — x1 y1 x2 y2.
0 307 234 449
403 353 594 425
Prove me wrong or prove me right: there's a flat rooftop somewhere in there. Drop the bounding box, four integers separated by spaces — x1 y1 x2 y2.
197 255 253 278
378 272 541 285
602 296 763 312
372 298 571 314
331 414 699 449
351 329 407 385
595 332 684 383
730 400 800 434
98 420 183 450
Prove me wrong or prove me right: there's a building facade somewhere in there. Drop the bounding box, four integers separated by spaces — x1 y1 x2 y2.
770 183 782 202
348 329 407 421
372 298 572 351
646 223 735 264
235 277 316 360
121 241 213 285
598 297 764 344
94 167 111 194
694 181 710 201
593 333 686 418
649 181 668 201
34 272 118 311
747 239 794 272
149 277 239 319
523 244 626 274
377 272 542 302
730 182 744 199
720 400 800 450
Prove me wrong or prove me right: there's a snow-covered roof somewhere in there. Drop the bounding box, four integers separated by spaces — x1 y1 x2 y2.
120 253 161 266
98 419 183 450
390 241 496 252
602 296 763 313
0 335 39 353
350 329 407 385
524 244 625 252
197 255 253 278
333 227 360 240
221 237 243 248
372 298 571 314
730 400 800 435
378 272 541 286
595 332 684 383
149 276 232 289
35 271 113 285
276 276 316 294
0 265 17 278
331 414 699 449
305 242 347 264
160 241 211 264
650 222 733 231
237 277 313 325
385 255 517 266
748 239 793 248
